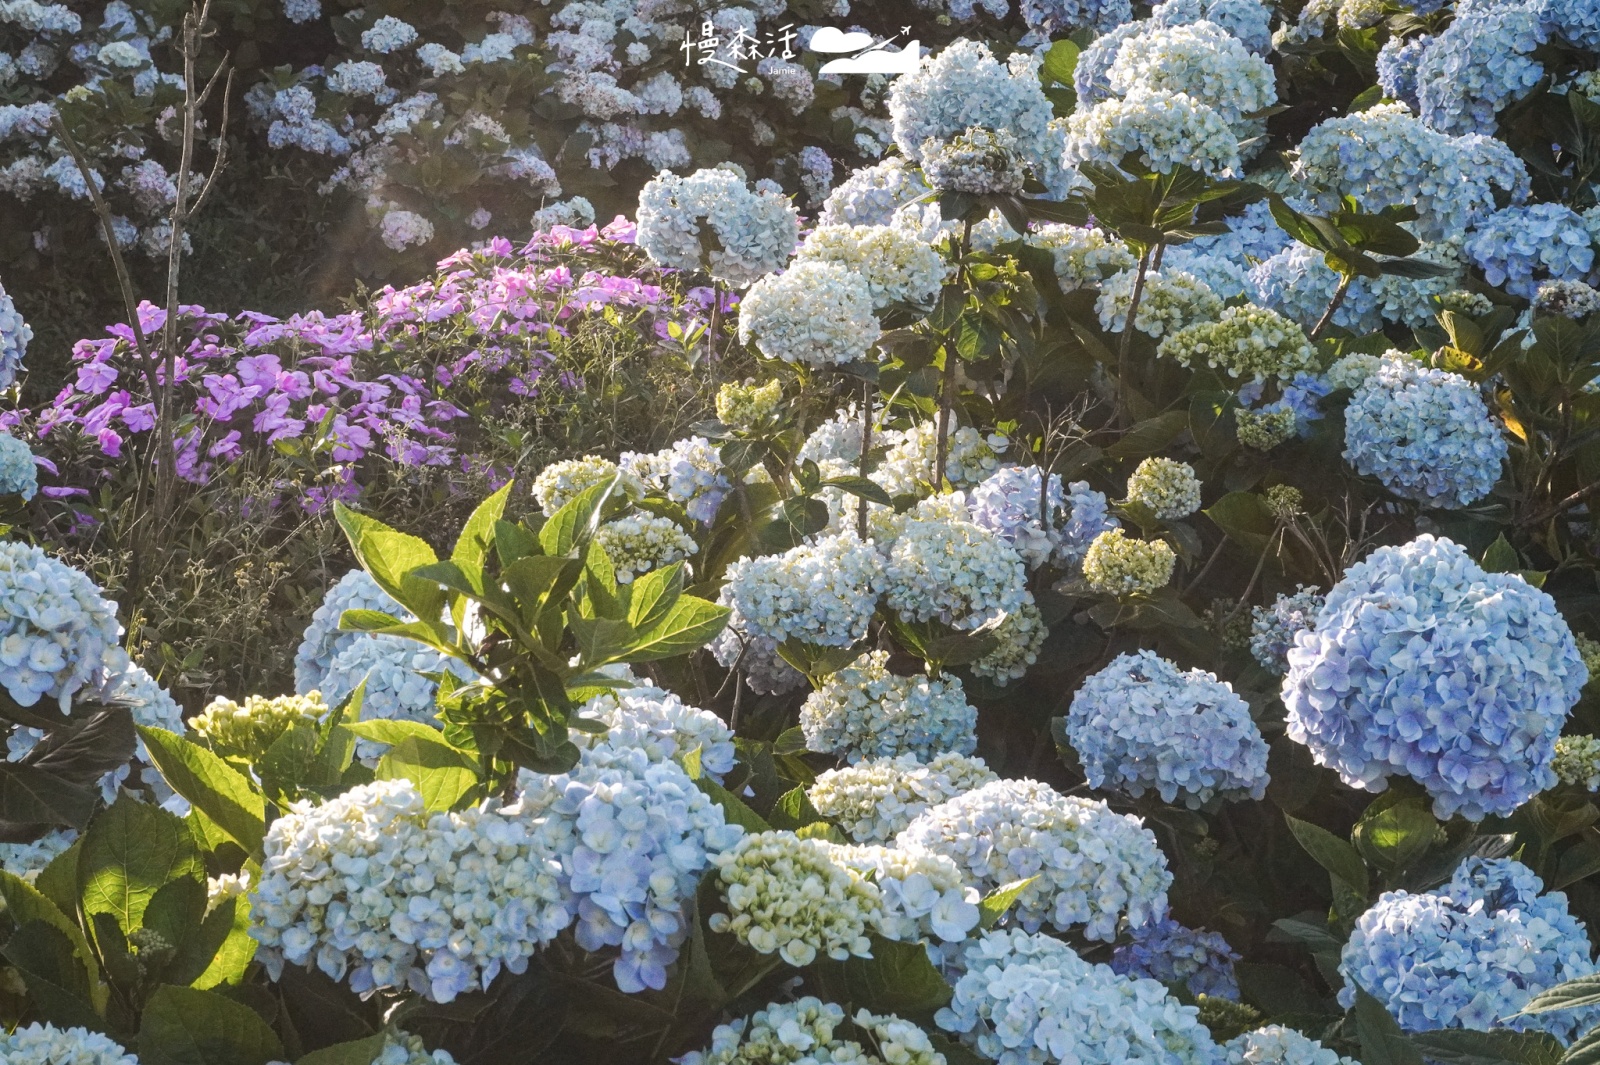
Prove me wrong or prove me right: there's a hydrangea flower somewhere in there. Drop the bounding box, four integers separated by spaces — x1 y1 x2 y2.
0 828 76 882
876 423 1010 497
1154 0 1275 53
1113 917 1243 1000
0 279 33 388
593 513 696 583
1104 22 1277 130
722 532 882 649
1158 305 1319 383
971 595 1050 685
1236 409 1297 451
1283 535 1588 820
1096 268 1226 338
1533 279 1600 320
887 40 1057 174
193 691 329 762
1553 735 1600 791
370 1031 458 1065
1343 358 1507 509
1223 1026 1360 1065
635 167 799 285
572 682 735 783
715 380 783 430
817 157 932 228
968 466 1119 570
251 778 573 1002
0 1024 139 1065
1339 858 1600 1039
708 830 880 967
531 455 644 515
294 569 404 695
1066 651 1270 808
921 125 1030 195
808 752 1000 844
514 744 743 993
1376 35 1430 108
1064 90 1242 177
937 928 1219 1064
1250 587 1325 672
1083 529 1176 596
823 841 983 944
1021 0 1135 39
1465 203 1596 299
884 517 1028 632
1415 0 1546 135
794 224 943 308
679 999 947 1065
0 543 127 711
1125 458 1203 520
0 431 36 500
1025 225 1137 292
800 651 979 764
318 634 472 744
899 777 1172 938
708 592 806 696
737 262 879 368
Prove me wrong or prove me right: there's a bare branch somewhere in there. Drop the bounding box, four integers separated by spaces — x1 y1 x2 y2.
189 65 235 216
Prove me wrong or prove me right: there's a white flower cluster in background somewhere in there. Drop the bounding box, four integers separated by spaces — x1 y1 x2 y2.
531 455 644 515
1223 1026 1360 1065
722 532 882 649
1158 305 1320 383
1103 21 1277 131
1124 458 1202 520
1064 90 1242 177
738 261 879 367
679 998 946 1065
572 682 735 783
800 650 978 763
708 830 880 967
0 1024 140 1065
636 167 799 285
808 752 1000 844
884 517 1028 631
1096 268 1226 338
899 777 1171 939
1026 225 1138 292
794 224 944 308
1083 529 1177 596
1250 586 1325 673
823 841 982 944
971 596 1050 685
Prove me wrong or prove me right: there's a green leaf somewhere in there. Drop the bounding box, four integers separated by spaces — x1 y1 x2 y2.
142 875 207 958
333 502 442 621
1410 1029 1563 1065
808 936 953 1014
1482 534 1520 574
1355 989 1426 1065
1561 1028 1600 1065
770 786 825 830
0 761 98 829
623 596 731 662
1353 800 1438 875
539 476 623 557
625 562 685 632
0 869 99 986
978 877 1038 931
170 894 258 990
138 727 266 858
1205 491 1278 552
138 985 286 1065
342 720 446 748
1286 813 1369 897
452 482 512 573
1040 38 1079 85
1 920 105 1031
1106 411 1189 459
1516 975 1600 1017
817 475 893 507
695 777 772 833
375 735 478 812
297 1035 389 1065
79 796 204 935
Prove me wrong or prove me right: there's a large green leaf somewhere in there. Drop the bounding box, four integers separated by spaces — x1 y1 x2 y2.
342 720 446 748
978 877 1039 931
165 894 257 989
1516 975 1600 1017
625 562 685 632
297 1035 388 1065
78 796 204 936
1286 814 1369 897
1205 491 1277 552
0 869 99 986
1353 800 1438 876
1 920 105 1031
0 761 98 829
452 482 512 574
1561 1027 1600 1065
333 502 443 621
623 596 731 662
138 985 286 1065
1410 1029 1562 1065
808 936 953 1014
539 477 622 557
138 727 266 858
375 735 479 812
695 777 772 833
1355 989 1425 1065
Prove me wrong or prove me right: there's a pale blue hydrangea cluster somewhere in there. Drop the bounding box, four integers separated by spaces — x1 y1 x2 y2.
1248 242 1462 333
1376 36 1430 108
368 1031 458 1065
1104 22 1278 131
634 167 799 285
794 224 943 308
1020 0 1135 39
623 437 730 524
593 513 697 583
294 569 402 695
1186 197 1293 267
937 928 1219 1065
1064 90 1242 177
1159 245 1254 300
1465 203 1596 299
1534 279 1600 319
1339 858 1600 1039
1283 535 1589 820
0 827 76 882
921 125 1030 195
972 595 1050 685
251 778 574 1003
573 681 735 782
1065 651 1270 808
967 466 1119 570
823 841 984 945
708 830 879 967
1112 917 1242 1000
1414 0 1547 135
884 517 1029 632
1250 586 1325 672
807 752 1000 844
738 261 880 368
1290 104 1530 241
1074 24 1147 107
1223 1026 1360 1065
722 532 883 649
0 542 127 711
1025 225 1137 293
514 743 743 993
886 40 1057 175
680 999 947 1065
1154 0 1275 53
531 455 644 516
1097 268 1226 338
899 777 1172 939
800 650 979 764
0 430 37 500
817 157 932 229
0 1024 139 1065
320 634 472 744
0 278 32 388
708 592 805 696
1343 358 1507 508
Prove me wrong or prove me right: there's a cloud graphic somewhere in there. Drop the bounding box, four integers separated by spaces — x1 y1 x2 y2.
817 42 923 75
808 27 877 53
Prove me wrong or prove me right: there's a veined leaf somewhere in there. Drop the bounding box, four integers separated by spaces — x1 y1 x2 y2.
138 727 266 858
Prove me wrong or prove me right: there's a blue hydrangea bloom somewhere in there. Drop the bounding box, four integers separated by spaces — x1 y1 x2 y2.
1343 358 1507 509
318 633 472 748
1020 0 1133 40
1153 0 1274 53
1074 23 1145 107
1466 203 1596 299
1340 858 1600 1040
0 279 30 390
1283 535 1589 820
0 543 127 711
1549 0 1600 48
967 466 1118 571
1377 36 1431 109
294 569 406 695
1113 917 1242 1000
1415 0 1547 135
1065 650 1270 808
0 432 37 501
1185 197 1293 265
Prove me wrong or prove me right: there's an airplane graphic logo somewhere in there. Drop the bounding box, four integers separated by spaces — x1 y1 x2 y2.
809 26 923 75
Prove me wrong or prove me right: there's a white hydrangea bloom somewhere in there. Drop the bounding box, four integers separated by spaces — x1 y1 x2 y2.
801 650 979 763
1064 90 1242 176
738 261 880 368
593 513 697 583
722 533 883 649
1096 268 1226 338
1083 529 1177 596
823 841 982 943
531 455 644 515
635 167 799 285
572 682 735 782
1224 1026 1361 1065
899 778 1172 938
679 998 946 1065
808 752 1000 844
818 157 932 228
708 830 880 966
887 39 1056 173
884 517 1029 632
794 224 944 308
1025 224 1137 292
1105 21 1277 130
1125 458 1203 520
971 596 1050 686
